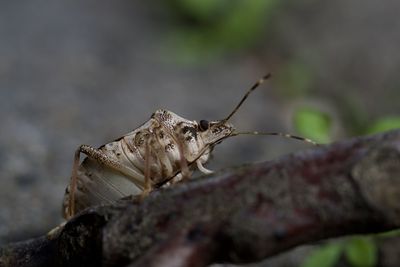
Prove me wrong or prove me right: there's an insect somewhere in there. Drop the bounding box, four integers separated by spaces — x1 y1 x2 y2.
62 73 317 219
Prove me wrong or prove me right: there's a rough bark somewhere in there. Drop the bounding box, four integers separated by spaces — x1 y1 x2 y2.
1 130 400 267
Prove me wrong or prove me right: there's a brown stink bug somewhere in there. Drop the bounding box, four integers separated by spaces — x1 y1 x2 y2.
62 73 316 219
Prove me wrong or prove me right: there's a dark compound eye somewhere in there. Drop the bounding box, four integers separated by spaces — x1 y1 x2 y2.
199 120 209 131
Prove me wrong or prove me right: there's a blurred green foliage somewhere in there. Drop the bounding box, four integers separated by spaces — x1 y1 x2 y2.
376 229 400 238
293 107 332 144
344 237 377 267
172 0 230 22
366 117 400 134
300 243 343 267
302 237 377 267
165 0 280 62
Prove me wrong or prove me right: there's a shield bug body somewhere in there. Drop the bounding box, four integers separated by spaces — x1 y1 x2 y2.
63 73 316 219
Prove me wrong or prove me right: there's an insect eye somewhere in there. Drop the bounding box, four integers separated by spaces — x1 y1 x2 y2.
199 120 209 131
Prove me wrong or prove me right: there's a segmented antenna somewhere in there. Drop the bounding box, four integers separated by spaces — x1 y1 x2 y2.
232 131 319 146
223 73 272 123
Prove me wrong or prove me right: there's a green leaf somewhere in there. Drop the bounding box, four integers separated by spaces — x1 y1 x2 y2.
375 229 400 238
366 117 400 134
344 237 377 267
301 243 343 267
293 107 332 143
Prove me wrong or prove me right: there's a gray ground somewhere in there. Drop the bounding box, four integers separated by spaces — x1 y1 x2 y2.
1 1 399 265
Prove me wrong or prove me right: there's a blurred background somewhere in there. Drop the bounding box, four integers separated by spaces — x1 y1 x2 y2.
1 1 400 266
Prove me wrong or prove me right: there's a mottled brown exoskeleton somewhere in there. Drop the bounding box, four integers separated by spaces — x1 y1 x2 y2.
62 73 316 219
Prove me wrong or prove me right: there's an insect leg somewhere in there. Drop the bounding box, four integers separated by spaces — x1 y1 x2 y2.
142 136 152 198
176 138 191 180
196 160 213 175
67 144 146 218
162 127 191 181
67 148 82 218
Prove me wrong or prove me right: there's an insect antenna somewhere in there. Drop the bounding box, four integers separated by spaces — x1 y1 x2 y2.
222 73 272 123
231 131 319 146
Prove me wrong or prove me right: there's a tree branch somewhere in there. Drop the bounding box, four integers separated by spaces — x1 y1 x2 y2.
1 130 400 267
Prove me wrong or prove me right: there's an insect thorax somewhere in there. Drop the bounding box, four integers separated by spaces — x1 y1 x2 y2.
91 110 230 184
151 109 234 160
